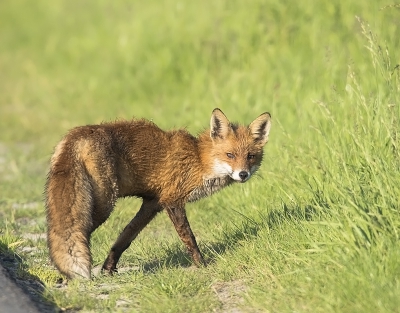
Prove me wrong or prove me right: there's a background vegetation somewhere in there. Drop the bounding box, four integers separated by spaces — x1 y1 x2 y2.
0 0 399 312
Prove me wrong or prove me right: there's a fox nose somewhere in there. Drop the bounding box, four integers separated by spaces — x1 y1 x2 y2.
239 171 249 181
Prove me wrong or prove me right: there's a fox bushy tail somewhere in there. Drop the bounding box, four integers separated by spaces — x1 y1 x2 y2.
45 143 94 279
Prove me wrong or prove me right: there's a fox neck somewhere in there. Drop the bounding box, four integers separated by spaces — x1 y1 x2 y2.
186 176 233 203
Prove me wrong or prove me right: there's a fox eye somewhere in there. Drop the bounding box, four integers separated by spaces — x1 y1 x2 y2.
247 154 255 160
226 153 235 159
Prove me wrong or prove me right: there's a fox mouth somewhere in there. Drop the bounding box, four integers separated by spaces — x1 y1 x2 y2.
230 171 251 183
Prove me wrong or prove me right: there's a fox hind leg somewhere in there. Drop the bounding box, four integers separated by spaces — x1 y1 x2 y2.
102 199 162 274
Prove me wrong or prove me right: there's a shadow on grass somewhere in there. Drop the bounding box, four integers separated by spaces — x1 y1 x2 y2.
142 248 193 272
0 242 60 313
141 203 319 273
267 203 318 229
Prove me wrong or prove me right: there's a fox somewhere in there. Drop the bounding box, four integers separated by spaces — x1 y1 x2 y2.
45 108 271 279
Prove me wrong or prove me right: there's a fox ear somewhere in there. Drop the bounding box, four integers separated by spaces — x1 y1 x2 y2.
249 112 271 146
210 108 231 140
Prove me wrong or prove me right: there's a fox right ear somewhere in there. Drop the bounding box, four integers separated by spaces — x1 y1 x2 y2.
210 108 231 140
249 112 271 146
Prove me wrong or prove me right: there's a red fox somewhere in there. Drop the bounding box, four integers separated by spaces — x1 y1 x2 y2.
45 108 271 279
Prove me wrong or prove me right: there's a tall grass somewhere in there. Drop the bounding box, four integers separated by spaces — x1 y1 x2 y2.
310 16 400 246
250 15 400 312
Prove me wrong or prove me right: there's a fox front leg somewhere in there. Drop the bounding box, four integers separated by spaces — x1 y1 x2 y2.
165 206 206 266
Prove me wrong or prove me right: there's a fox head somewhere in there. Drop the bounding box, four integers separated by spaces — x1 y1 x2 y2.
207 108 271 183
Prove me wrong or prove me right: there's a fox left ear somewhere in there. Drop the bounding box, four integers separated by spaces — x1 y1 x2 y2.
249 112 271 146
210 108 232 140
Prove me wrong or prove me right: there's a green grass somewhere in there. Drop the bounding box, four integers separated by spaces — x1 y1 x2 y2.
1 0 399 312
